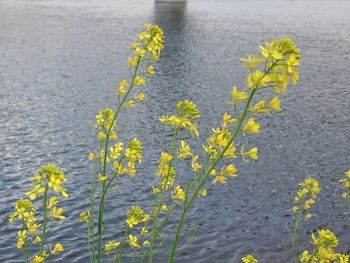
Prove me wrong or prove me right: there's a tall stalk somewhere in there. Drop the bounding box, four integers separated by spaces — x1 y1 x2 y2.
96 58 142 263
148 127 179 262
168 89 256 263
40 185 49 255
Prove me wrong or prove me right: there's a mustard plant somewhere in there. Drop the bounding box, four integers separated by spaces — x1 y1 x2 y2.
82 24 164 263
8 164 68 262
291 178 320 263
299 229 349 262
340 169 350 211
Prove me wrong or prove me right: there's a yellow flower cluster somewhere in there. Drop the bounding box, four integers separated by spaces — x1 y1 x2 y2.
104 240 121 255
211 164 238 185
112 138 142 177
171 185 186 201
26 164 68 199
300 229 349 263
79 211 91 225
128 24 164 67
293 178 320 219
160 100 200 137
242 255 258 263
155 152 177 190
242 38 301 93
93 109 116 137
126 206 149 228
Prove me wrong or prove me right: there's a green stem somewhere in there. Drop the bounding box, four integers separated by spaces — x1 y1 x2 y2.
40 185 49 255
291 208 303 263
118 228 130 263
168 89 257 263
97 56 142 263
148 128 179 262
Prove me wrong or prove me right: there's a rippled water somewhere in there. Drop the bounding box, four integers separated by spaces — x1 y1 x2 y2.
0 0 349 262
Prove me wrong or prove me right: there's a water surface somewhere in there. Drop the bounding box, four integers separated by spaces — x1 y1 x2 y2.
0 0 349 262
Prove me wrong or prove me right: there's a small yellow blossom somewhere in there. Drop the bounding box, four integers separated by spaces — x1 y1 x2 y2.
191 155 202 172
266 97 282 112
32 236 42 244
230 86 248 105
117 80 128 95
134 93 145 101
222 113 237 127
243 118 260 135
198 189 207 197
79 211 91 224
98 173 107 184
88 152 95 160
178 140 192 159
241 147 258 161
51 243 64 255
247 70 271 89
51 207 65 220
126 100 135 109
105 240 121 255
129 234 140 248
171 185 186 201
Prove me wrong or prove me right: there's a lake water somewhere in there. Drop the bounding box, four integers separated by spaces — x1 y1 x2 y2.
0 0 349 262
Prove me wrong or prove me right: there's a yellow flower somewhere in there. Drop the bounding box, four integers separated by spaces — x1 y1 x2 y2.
126 100 135 109
242 255 258 263
213 164 238 184
241 147 258 161
48 197 58 209
117 80 128 95
222 113 237 127
145 65 155 75
178 140 192 159
32 254 47 263
197 189 207 197
28 223 41 235
247 70 271 89
171 185 186 201
160 204 168 212
143 240 150 246
141 227 149 236
51 243 64 255
240 56 263 70
134 93 145 101
191 155 202 172
105 240 121 255
126 206 149 228
110 142 123 159
98 131 107 141
243 118 260 135
88 152 95 160
32 236 42 244
98 173 107 184
129 234 140 248
252 100 268 114
51 207 65 220
266 97 282 112
134 76 146 86
230 86 248 104
79 211 91 224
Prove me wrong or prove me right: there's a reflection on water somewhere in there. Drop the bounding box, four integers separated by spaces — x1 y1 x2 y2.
0 0 350 262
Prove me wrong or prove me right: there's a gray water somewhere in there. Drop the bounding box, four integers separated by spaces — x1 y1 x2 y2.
0 0 349 262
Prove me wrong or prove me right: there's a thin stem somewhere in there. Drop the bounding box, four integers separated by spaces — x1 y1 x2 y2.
97 55 142 263
291 207 303 263
148 127 179 263
40 185 49 255
118 228 130 263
